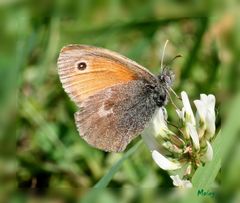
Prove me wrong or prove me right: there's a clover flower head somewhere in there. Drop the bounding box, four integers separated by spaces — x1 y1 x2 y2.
142 91 216 187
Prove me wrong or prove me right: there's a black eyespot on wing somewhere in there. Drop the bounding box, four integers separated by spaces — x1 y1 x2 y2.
77 62 87 70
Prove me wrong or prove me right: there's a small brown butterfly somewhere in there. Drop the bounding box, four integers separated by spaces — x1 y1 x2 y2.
57 44 174 152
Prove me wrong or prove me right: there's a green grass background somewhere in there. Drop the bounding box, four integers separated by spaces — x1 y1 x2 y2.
0 0 240 202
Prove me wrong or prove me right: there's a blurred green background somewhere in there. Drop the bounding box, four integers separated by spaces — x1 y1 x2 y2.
1 0 240 202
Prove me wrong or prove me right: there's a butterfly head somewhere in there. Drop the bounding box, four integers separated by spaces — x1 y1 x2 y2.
158 67 175 89
149 68 174 107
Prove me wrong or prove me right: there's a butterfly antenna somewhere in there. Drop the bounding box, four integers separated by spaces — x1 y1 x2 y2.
167 54 182 66
160 40 169 71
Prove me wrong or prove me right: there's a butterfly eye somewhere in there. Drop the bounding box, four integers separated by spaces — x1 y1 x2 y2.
77 62 87 70
160 94 166 101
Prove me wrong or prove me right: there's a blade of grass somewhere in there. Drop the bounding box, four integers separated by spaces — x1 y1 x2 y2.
192 93 240 188
94 140 142 188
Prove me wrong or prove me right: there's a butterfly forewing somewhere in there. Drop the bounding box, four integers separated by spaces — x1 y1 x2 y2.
57 45 155 106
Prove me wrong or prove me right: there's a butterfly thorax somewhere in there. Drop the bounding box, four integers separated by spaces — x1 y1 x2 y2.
146 68 174 107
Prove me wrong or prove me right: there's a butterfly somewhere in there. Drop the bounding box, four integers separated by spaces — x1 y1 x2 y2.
57 44 174 152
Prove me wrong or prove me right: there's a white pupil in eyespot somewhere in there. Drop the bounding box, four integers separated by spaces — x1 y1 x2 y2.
77 62 87 70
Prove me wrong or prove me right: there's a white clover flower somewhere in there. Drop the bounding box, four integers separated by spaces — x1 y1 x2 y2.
200 141 213 162
152 107 173 138
170 175 192 188
194 94 216 138
152 150 182 170
142 91 217 187
181 91 196 125
186 122 200 151
176 108 185 121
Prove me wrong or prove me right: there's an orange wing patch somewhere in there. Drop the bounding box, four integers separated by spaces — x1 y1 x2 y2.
57 45 137 106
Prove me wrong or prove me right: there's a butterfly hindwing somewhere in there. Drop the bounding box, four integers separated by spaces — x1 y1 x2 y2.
75 80 157 152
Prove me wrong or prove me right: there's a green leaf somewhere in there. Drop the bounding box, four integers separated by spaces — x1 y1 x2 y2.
94 140 142 188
